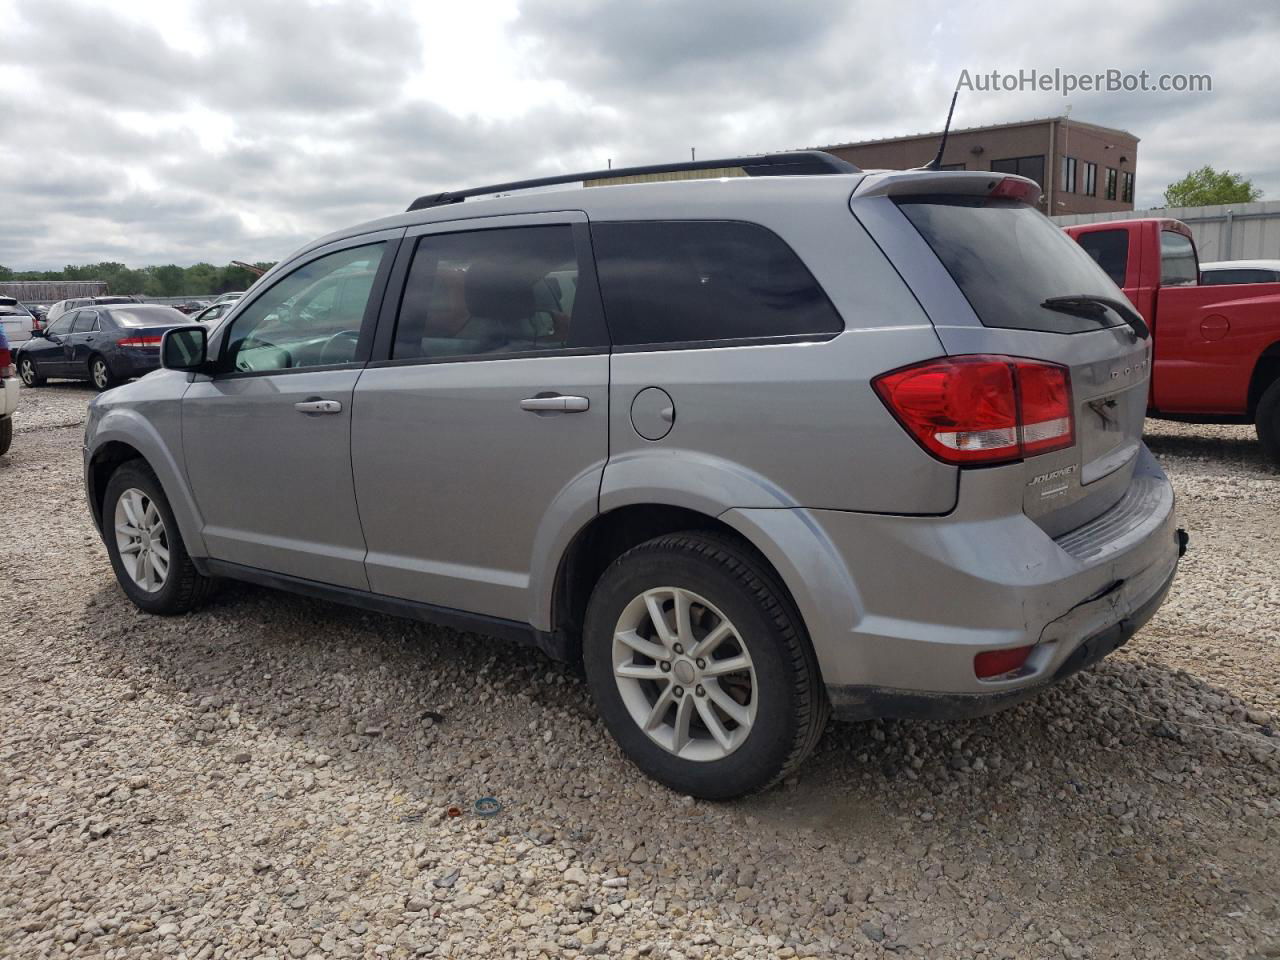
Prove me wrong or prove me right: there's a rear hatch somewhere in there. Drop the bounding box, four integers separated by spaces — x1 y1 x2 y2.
854 172 1150 537
0 298 32 344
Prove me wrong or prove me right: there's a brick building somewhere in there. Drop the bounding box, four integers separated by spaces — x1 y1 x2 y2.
819 116 1139 215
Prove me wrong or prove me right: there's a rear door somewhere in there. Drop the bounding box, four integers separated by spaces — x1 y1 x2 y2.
351 212 610 623
64 309 100 371
858 185 1151 537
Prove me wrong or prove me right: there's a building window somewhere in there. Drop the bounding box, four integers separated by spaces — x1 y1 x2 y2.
990 155 1046 192
1105 168 1118 201
1084 162 1097 196
1122 171 1134 203
1060 156 1077 193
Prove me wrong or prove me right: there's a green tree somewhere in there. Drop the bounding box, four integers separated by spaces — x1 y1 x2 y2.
147 265 187 297
1163 166 1263 207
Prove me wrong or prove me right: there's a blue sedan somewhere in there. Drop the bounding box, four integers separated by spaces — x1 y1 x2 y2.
16 303 189 391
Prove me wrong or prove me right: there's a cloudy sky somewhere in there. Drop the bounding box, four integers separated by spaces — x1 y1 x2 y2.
1 0 1277 269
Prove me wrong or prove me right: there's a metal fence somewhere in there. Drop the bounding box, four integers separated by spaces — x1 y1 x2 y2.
1053 200 1280 262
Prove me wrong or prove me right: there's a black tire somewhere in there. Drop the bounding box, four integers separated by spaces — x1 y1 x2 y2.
18 355 45 387
582 530 828 799
1257 378 1280 466
89 355 118 392
103 460 215 615
0 416 11 456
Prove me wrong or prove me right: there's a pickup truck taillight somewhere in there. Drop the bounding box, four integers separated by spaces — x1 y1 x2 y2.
873 355 1074 466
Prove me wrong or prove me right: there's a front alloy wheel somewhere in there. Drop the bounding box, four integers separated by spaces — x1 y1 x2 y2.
114 488 170 592
612 586 757 761
19 357 39 386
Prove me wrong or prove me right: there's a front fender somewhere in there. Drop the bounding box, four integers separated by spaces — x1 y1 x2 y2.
86 405 207 558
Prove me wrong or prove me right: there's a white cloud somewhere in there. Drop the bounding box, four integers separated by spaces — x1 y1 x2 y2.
0 0 1276 268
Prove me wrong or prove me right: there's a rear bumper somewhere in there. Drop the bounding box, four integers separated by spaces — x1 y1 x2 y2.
0 376 20 417
726 444 1180 721
111 350 161 378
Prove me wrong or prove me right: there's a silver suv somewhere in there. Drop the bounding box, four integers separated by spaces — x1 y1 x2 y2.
84 151 1183 798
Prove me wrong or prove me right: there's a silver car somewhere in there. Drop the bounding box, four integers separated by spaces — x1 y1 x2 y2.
83 152 1182 798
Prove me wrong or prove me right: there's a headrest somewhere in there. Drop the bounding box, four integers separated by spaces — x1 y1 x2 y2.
464 260 534 323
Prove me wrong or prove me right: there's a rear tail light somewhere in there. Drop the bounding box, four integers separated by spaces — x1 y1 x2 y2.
0 348 11 371
116 336 163 347
989 176 1041 204
873 355 1074 466
974 645 1033 680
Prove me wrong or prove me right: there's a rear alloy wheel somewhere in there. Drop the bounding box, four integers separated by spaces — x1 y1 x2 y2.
1257 379 1280 466
18 356 44 387
90 355 117 392
583 531 828 799
103 460 214 614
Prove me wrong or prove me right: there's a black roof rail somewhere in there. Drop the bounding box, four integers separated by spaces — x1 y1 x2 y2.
406 150 859 212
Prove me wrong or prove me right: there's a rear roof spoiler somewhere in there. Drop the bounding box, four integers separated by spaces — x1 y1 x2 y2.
854 170 1041 203
406 150 860 212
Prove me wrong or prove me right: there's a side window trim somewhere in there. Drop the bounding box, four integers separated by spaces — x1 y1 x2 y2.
208 229 404 379
367 211 608 365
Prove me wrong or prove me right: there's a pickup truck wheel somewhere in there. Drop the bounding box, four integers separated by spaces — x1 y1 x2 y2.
582 531 828 799
90 355 118 392
0 416 11 456
103 460 215 615
18 356 44 387
1256 379 1280 466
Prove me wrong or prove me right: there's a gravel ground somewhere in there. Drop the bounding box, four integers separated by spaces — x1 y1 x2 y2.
2 385 1278 960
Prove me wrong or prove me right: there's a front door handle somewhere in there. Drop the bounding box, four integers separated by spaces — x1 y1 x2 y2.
294 398 343 415
520 395 590 413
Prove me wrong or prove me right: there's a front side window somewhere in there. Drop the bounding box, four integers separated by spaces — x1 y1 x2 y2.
47 313 76 335
590 220 843 346
1160 232 1198 286
223 243 386 372
392 225 589 360
1075 229 1130 287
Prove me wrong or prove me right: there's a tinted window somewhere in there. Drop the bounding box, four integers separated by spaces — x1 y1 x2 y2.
1202 268 1278 286
590 220 842 346
47 313 76 335
223 243 386 372
991 155 1045 191
898 197 1126 334
72 310 98 333
1076 229 1130 287
392 226 590 360
1160 232 1198 286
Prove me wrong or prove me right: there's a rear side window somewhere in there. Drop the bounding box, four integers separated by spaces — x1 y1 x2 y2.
1075 229 1130 287
590 220 843 347
1159 232 1198 286
897 197 1127 334
72 310 98 333
392 225 602 361
1202 268 1278 286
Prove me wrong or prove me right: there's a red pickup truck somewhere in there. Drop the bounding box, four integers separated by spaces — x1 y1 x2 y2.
1064 218 1280 464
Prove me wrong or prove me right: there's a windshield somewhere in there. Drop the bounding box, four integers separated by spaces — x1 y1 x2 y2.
897 197 1128 334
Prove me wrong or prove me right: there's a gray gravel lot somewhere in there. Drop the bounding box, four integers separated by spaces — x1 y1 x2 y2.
2 384 1278 959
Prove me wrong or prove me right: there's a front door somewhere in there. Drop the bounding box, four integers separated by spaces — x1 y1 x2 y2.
352 214 610 623
181 234 400 589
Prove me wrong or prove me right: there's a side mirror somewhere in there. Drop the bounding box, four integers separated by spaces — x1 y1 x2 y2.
161 325 209 372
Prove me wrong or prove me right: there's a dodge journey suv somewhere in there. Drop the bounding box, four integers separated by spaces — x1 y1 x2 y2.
84 151 1182 798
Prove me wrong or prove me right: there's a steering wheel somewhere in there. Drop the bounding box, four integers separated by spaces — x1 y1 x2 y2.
319 329 361 366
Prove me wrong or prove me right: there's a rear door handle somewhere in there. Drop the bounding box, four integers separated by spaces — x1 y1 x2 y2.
294 399 343 415
520 395 589 413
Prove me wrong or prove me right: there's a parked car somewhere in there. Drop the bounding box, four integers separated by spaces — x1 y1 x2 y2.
191 301 234 324
22 303 48 329
174 300 211 315
18 303 189 391
0 325 17 456
84 152 1183 798
46 295 142 325
1066 219 1280 463
1199 259 1280 286
211 291 245 306
0 296 35 346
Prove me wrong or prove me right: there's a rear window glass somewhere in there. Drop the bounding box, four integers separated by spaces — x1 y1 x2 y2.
109 307 186 327
590 220 843 346
1075 229 1130 287
1202 268 1277 286
897 197 1127 334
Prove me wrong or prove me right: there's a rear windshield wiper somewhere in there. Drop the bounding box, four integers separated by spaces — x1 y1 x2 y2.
1041 294 1149 340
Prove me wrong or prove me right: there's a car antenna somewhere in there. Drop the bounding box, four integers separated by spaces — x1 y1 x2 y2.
918 82 961 171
